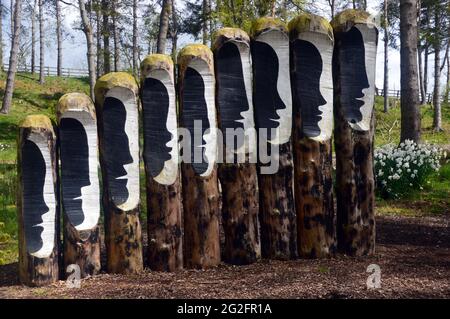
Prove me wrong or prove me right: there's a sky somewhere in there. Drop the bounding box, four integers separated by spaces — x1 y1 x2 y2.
2 0 444 93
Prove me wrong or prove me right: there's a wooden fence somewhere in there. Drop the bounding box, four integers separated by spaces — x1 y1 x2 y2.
3 63 89 77
376 88 433 104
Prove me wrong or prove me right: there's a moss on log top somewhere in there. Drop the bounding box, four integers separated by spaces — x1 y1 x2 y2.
250 17 288 38
20 114 54 134
331 9 376 33
177 44 213 74
288 13 333 40
140 54 174 80
57 92 95 121
212 27 250 51
94 72 139 106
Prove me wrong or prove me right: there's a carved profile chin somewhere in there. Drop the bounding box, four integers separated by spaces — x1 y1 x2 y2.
22 134 56 258
142 70 179 186
216 40 256 159
339 25 377 131
252 29 292 145
60 111 100 231
182 59 217 177
103 87 140 210
292 32 334 142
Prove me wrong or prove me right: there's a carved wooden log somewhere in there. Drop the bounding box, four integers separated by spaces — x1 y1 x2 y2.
178 44 220 268
289 14 336 258
140 54 183 271
331 10 378 256
213 28 261 265
57 93 101 277
250 18 297 260
17 115 59 286
94 72 143 273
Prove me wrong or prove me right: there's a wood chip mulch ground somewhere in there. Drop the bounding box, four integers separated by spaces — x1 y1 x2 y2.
0 213 449 299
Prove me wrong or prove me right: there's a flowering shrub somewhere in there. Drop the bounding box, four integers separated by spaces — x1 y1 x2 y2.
0 143 10 152
374 140 446 198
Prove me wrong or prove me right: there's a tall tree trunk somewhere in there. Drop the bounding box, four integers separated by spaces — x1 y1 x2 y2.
101 0 110 73
202 0 209 45
1 1 4 71
95 1 101 77
432 9 442 131
78 0 96 100
383 0 389 112
445 50 450 104
56 0 62 76
10 0 13 35
170 0 177 62
400 0 421 143
156 0 171 54
31 0 36 74
418 46 426 104
132 0 137 75
1 0 22 114
112 0 119 72
38 0 44 84
424 45 429 102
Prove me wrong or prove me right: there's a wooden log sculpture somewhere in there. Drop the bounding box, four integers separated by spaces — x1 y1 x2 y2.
17 115 59 286
331 10 378 256
178 44 221 268
289 14 336 258
57 93 101 276
212 28 261 265
250 18 297 260
140 54 183 271
94 72 143 273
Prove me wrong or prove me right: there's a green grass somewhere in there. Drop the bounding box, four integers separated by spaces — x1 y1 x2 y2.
374 96 450 146
0 72 90 162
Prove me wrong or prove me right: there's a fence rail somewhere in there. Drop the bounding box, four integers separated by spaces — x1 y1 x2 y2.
376 88 433 104
3 63 89 77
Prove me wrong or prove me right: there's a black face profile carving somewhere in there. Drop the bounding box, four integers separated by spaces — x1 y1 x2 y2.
60 118 90 227
251 41 285 141
339 26 369 125
216 42 248 151
182 67 210 175
142 77 172 178
103 96 133 205
292 39 326 138
22 140 47 255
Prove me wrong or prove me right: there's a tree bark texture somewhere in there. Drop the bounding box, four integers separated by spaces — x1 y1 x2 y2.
399 0 421 142
1 0 23 113
289 14 336 258
57 93 101 277
331 10 377 256
78 0 96 100
178 45 221 268
213 28 261 265
251 18 297 260
140 54 183 271
94 72 143 274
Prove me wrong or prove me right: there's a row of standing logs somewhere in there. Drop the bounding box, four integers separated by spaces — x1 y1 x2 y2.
17 10 378 286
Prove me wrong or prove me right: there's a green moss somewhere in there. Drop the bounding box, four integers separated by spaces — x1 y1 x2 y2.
140 54 174 81
288 13 333 38
19 114 53 132
177 44 213 71
331 9 375 32
212 27 250 51
94 72 138 106
250 17 287 37
57 92 94 118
